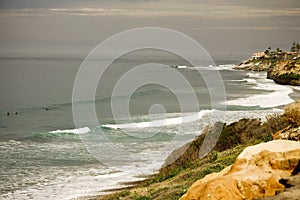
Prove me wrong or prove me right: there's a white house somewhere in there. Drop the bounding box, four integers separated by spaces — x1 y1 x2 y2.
252 52 265 59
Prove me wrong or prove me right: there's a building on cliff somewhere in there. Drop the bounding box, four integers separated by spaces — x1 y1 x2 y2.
251 52 265 59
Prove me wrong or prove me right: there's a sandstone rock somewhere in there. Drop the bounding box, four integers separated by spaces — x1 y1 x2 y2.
267 60 300 86
259 172 300 200
235 58 300 86
273 125 300 141
180 140 300 200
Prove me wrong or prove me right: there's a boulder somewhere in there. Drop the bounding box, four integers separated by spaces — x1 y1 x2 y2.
180 140 300 200
259 172 300 200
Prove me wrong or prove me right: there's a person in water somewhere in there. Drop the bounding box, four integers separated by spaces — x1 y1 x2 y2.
5 112 18 115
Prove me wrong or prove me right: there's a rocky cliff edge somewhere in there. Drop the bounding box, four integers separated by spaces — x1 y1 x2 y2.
180 140 300 200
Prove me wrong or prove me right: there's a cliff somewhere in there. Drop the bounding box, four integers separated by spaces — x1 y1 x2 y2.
180 140 300 200
235 58 300 86
267 60 300 86
180 101 300 200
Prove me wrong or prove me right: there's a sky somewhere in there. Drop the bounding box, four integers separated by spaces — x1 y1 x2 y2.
0 0 299 59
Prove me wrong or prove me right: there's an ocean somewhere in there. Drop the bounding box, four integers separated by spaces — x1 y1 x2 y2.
0 53 299 199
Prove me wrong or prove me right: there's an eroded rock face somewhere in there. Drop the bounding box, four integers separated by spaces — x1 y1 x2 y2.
260 172 300 200
273 126 300 141
235 59 300 86
267 60 300 86
180 140 300 200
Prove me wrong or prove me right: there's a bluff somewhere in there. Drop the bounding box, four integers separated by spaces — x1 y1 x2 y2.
235 58 300 86
180 140 300 200
266 60 300 86
180 101 300 200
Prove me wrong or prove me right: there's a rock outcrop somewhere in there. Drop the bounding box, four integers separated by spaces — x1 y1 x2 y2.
266 60 300 86
260 172 300 200
235 60 271 71
273 125 300 141
180 140 300 200
234 58 300 86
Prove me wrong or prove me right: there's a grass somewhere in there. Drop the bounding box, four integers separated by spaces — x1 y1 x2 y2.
96 101 300 200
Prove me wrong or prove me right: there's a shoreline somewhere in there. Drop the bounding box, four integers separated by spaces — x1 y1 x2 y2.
90 100 300 200
76 64 300 200
234 55 300 86
76 175 156 200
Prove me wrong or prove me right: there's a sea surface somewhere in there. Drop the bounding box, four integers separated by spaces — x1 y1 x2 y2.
0 52 299 199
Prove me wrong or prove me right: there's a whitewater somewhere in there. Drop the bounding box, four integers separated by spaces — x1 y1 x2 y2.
0 59 298 200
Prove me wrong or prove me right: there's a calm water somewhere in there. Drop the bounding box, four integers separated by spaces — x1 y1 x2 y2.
0 53 298 199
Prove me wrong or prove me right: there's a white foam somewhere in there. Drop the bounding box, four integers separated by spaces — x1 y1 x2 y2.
102 110 211 130
0 166 144 200
218 64 236 68
215 64 236 71
49 127 90 134
243 78 257 84
192 64 236 71
1 108 287 200
246 72 266 78
224 80 294 108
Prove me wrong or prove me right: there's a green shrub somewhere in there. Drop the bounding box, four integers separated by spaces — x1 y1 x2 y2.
280 72 300 80
208 151 218 162
135 196 151 200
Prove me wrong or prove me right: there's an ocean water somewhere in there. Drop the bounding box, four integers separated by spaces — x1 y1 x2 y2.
0 53 298 199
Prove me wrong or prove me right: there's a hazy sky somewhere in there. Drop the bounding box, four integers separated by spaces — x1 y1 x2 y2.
0 0 299 59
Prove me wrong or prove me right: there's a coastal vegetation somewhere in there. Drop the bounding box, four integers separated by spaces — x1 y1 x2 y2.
96 101 300 200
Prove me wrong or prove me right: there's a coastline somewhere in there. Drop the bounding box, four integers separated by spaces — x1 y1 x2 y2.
234 55 300 86
1 2 299 198
77 69 300 200
89 102 300 200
